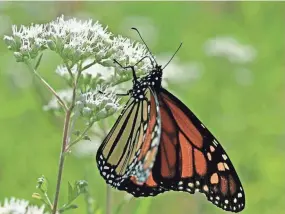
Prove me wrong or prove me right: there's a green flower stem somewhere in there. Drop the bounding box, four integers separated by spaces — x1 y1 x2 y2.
25 61 68 112
52 108 72 214
81 60 97 71
66 121 95 150
38 188 53 210
52 68 82 214
66 64 75 81
44 192 53 210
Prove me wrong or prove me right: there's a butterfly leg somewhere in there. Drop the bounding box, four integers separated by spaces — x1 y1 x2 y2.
98 90 129 97
135 55 155 67
113 59 138 81
116 92 129 96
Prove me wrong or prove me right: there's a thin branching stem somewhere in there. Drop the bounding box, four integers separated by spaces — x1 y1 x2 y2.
66 121 94 150
52 108 72 214
52 65 82 214
66 64 75 82
41 191 53 210
25 60 68 112
81 60 96 71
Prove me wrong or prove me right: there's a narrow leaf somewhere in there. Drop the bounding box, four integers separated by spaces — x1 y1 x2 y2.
59 204 78 213
67 182 73 202
35 53 43 70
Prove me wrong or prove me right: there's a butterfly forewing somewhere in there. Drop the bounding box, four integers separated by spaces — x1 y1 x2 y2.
96 88 162 190
117 88 167 196
151 88 245 212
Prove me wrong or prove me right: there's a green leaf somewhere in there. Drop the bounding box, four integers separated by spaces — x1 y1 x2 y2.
34 53 43 70
61 180 89 213
59 204 78 213
32 193 42 200
67 182 74 203
32 192 52 211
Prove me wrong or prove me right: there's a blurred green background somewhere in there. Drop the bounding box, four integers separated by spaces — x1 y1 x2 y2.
0 1 284 214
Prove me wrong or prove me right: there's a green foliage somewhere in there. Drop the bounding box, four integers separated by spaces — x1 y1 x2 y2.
0 1 284 214
59 180 88 213
33 175 53 212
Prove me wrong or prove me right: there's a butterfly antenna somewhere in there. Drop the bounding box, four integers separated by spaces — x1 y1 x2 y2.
131 27 158 66
162 42 183 70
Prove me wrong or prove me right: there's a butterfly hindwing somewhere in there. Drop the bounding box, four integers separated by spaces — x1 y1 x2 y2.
151 88 245 212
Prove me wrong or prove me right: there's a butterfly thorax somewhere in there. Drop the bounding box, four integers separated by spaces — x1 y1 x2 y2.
130 65 162 102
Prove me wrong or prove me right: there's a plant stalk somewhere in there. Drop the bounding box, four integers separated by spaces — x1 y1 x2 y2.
52 63 82 214
25 61 68 112
67 121 95 150
52 109 72 214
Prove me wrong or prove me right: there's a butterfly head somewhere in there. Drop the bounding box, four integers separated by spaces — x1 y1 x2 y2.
130 65 162 102
129 28 182 102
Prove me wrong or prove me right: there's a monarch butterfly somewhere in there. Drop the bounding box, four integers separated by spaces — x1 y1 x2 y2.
96 28 245 212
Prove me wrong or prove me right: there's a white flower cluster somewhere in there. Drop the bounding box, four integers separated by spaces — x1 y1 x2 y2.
111 35 152 71
55 59 115 88
4 15 152 73
4 23 47 61
204 36 256 64
5 15 155 119
43 86 120 122
45 17 112 64
0 198 46 214
77 85 120 122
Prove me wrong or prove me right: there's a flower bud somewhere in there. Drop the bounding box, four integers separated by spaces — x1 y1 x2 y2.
96 109 108 119
13 52 24 62
3 36 16 51
82 107 92 117
47 39 56 51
